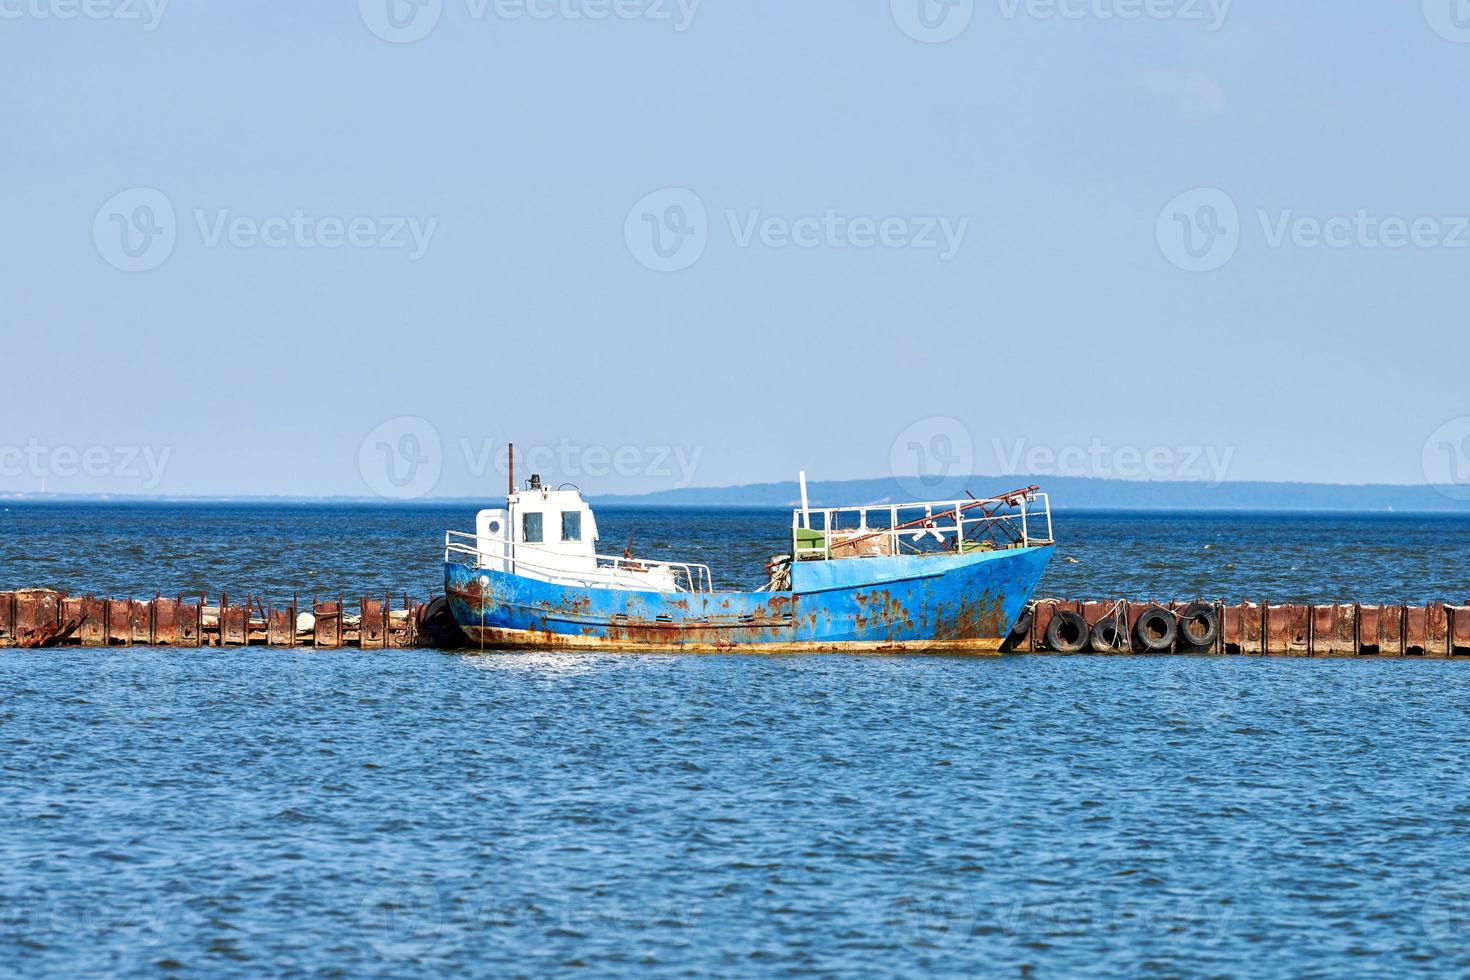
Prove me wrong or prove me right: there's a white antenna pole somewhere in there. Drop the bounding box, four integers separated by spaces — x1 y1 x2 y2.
799 471 810 529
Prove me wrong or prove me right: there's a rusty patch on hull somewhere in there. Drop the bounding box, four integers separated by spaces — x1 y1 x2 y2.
458 624 1005 656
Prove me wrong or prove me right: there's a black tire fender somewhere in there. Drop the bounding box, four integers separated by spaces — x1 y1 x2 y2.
1135 605 1178 652
1178 602 1219 649
420 595 467 649
1090 616 1126 653
1045 610 1089 654
1010 606 1034 640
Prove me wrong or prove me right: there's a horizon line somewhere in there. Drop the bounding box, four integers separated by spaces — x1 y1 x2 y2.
0 468 1466 507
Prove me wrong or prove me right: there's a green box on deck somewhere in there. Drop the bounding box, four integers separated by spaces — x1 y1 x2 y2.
794 527 827 557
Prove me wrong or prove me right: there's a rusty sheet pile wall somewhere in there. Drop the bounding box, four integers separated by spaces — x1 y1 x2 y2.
1024 600 1470 658
0 591 425 650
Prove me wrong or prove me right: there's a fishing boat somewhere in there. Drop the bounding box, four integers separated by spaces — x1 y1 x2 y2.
443 472 1055 653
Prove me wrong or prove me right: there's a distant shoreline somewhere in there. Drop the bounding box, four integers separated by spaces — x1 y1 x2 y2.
3 472 1468 515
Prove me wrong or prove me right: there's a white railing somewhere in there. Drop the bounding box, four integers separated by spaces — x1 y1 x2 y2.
791 487 1053 562
445 530 715 593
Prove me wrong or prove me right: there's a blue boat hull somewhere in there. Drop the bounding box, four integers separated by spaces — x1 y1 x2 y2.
444 545 1052 653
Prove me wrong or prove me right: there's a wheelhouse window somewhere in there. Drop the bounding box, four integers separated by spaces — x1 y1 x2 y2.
522 512 543 544
561 511 582 542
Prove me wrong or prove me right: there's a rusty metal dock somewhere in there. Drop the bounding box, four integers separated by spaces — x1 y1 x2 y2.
0 591 432 650
1023 599 1470 658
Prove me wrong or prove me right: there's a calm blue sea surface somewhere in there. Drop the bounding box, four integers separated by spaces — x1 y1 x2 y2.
3 503 1470 977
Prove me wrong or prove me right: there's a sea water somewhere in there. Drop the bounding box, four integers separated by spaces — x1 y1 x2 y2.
3 503 1469 976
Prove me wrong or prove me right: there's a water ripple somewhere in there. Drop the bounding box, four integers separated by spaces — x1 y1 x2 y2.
1 652 1469 976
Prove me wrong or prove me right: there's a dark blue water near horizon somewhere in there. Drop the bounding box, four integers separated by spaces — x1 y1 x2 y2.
4 503 1470 977
5 502 1470 603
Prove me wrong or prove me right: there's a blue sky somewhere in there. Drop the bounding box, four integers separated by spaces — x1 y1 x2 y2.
3 2 1469 499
